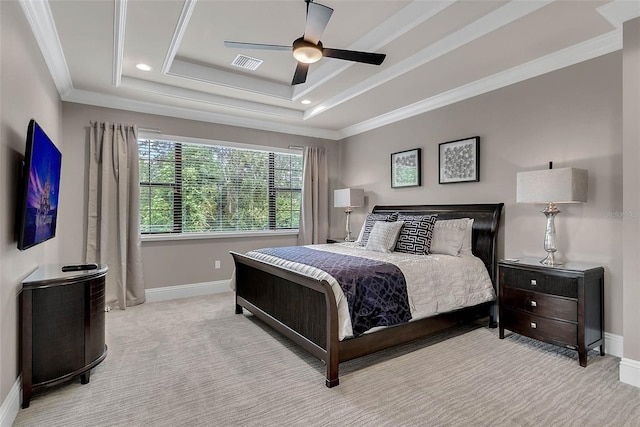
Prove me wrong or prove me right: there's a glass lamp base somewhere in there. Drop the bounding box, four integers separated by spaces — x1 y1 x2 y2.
540 203 563 266
540 252 563 266
343 208 354 242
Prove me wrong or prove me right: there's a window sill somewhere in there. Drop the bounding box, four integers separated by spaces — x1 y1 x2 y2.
141 229 299 243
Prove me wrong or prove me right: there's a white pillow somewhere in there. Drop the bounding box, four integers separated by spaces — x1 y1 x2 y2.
430 219 470 256
365 221 404 253
460 218 474 255
355 221 366 243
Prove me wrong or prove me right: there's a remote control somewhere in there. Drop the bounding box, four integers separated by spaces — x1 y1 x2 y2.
61 263 99 272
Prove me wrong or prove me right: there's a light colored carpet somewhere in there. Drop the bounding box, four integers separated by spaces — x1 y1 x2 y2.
14 291 640 426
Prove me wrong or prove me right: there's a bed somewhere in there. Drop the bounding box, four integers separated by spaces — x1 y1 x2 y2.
230 203 503 387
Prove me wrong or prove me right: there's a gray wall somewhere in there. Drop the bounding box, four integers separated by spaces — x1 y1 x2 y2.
0 0 63 405
60 103 338 289
622 17 640 362
334 52 624 336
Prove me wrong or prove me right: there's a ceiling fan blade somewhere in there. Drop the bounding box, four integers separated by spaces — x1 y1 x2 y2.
224 41 292 51
322 48 386 65
304 2 333 44
292 62 309 85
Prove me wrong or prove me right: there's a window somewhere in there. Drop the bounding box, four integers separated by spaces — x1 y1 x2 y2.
138 136 302 235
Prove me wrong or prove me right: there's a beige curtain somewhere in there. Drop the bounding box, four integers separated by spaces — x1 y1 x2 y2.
298 146 328 245
86 121 145 309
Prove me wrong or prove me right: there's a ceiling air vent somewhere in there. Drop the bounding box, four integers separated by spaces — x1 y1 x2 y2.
231 54 263 71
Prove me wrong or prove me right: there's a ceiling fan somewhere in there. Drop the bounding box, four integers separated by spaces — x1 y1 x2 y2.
224 0 386 85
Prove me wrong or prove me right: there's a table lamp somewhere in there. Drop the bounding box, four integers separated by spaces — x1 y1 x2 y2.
334 188 365 241
516 165 588 266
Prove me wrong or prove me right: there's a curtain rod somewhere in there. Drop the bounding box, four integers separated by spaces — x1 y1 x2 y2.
288 145 304 150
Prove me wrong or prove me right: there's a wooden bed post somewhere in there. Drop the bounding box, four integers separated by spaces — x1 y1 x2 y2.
234 290 243 314
324 284 340 387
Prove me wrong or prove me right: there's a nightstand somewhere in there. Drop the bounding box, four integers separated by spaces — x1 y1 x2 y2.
326 238 347 243
498 257 604 367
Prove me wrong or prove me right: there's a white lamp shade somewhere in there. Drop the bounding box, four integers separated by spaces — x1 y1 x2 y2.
517 167 588 204
334 188 365 208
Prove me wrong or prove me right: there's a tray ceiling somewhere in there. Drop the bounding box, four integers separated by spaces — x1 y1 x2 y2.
20 0 639 140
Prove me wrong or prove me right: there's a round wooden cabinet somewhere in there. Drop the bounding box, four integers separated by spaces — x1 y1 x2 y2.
20 264 108 408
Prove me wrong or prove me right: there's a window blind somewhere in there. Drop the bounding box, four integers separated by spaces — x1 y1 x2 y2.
138 138 302 234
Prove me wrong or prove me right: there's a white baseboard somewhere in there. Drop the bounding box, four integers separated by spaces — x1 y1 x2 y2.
604 332 624 358
620 358 640 388
145 280 231 303
0 376 21 427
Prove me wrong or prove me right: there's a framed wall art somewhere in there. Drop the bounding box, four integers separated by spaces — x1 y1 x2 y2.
391 148 421 188
438 137 480 184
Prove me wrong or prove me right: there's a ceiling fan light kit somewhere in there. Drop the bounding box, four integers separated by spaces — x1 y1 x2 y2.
292 38 323 64
224 0 386 85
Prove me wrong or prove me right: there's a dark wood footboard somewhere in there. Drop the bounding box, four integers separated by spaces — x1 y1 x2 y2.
231 203 503 387
232 252 341 386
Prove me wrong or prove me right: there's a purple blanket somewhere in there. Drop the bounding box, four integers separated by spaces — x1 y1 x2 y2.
253 246 411 336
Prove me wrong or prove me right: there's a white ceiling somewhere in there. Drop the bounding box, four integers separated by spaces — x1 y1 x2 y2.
20 0 640 140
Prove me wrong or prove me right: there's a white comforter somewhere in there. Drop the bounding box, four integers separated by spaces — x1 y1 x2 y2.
236 242 496 341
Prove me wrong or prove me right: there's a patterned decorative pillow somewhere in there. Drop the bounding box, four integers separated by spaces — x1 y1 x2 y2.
394 214 438 255
365 221 404 253
357 212 399 247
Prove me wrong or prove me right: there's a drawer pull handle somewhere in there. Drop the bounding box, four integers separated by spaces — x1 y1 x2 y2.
530 301 537 307
530 279 537 286
530 322 537 329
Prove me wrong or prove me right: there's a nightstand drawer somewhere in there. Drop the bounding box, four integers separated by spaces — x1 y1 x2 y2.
501 308 577 346
501 267 577 298
501 287 577 322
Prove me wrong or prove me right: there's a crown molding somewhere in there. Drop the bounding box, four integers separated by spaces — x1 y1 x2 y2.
63 88 339 140
162 0 198 74
305 0 553 120
120 76 302 119
19 0 73 97
338 30 622 139
113 0 127 87
598 0 640 28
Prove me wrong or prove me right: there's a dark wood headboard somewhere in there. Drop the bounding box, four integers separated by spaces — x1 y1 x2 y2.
371 204 504 287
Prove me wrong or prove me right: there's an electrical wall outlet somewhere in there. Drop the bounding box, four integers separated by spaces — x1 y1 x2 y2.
215 260 221 269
